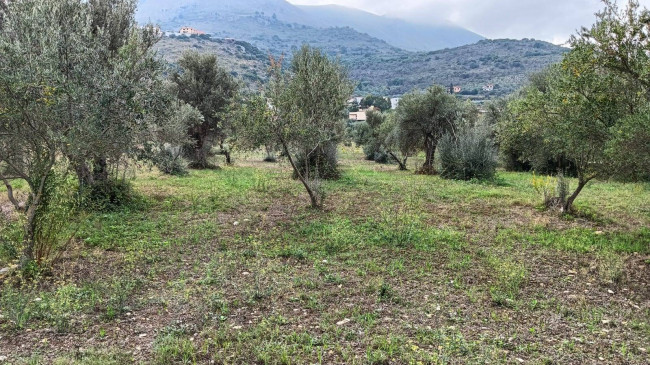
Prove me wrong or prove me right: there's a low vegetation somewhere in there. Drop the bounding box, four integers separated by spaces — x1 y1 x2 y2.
0 149 648 363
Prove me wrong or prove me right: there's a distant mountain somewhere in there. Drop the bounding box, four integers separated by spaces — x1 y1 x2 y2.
136 0 483 52
296 5 484 52
156 35 567 98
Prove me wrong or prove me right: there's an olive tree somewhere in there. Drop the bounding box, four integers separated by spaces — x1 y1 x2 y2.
505 46 630 212
68 0 163 192
395 85 466 174
354 110 411 170
0 0 163 265
237 46 354 208
172 51 239 168
571 0 650 181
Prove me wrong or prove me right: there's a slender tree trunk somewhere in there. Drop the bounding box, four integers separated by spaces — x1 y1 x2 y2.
281 139 320 208
563 175 593 213
20 204 38 267
388 151 408 171
220 141 232 165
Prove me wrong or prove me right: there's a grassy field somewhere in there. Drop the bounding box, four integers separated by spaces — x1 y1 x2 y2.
0 147 649 364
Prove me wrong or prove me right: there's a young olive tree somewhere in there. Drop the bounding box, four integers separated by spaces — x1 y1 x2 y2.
380 113 412 171
395 85 466 174
172 51 239 168
354 110 411 170
237 46 354 208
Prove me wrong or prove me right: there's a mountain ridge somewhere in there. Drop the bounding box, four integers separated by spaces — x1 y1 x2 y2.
136 0 484 52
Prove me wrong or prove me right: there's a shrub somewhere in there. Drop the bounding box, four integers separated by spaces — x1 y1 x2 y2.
438 127 497 181
154 148 189 176
82 179 139 212
28 171 80 268
293 142 340 180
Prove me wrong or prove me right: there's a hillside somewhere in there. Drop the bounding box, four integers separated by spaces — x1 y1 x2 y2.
157 35 567 97
349 39 568 97
135 0 483 52
155 36 270 90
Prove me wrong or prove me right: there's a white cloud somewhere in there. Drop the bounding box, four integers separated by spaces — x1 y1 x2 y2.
287 0 650 44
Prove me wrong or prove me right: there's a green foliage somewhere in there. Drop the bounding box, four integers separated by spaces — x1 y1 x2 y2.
360 95 392 111
396 86 476 173
0 286 33 329
31 171 80 267
235 45 354 207
438 126 497 181
172 51 239 169
82 179 140 212
293 142 341 181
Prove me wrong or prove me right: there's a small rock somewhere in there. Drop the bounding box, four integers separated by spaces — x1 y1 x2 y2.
607 290 614 294
336 318 351 326
516 358 524 363
595 231 604 235
135 346 141 351
233 221 240 226
242 272 250 276
638 347 647 353
598 357 605 361
138 333 147 338
232 326 242 330
0 267 9 275
0 356 7 361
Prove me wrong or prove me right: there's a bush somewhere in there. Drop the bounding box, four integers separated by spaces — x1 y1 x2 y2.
293 142 340 180
82 179 138 212
154 148 189 176
438 127 497 181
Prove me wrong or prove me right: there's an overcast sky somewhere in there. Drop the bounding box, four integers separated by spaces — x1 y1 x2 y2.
287 0 650 44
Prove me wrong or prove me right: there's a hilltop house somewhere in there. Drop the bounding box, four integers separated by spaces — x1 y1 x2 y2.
453 86 462 93
180 26 206 36
390 98 400 109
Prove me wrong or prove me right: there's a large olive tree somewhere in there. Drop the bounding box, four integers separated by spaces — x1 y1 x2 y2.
395 85 466 174
0 0 163 265
68 0 163 191
172 51 239 168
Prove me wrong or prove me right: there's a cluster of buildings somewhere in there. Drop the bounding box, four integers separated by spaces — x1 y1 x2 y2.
448 84 495 94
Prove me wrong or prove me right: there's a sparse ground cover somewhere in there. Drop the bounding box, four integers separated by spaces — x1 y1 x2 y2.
0 147 648 364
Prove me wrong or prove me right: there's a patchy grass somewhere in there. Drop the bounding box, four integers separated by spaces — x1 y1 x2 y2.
1 148 649 364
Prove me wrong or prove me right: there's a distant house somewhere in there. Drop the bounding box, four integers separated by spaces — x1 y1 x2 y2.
349 111 367 122
390 98 400 109
483 84 494 92
453 86 462 93
359 106 381 113
180 26 206 36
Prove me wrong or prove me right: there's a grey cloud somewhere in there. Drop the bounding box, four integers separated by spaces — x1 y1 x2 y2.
288 0 650 44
